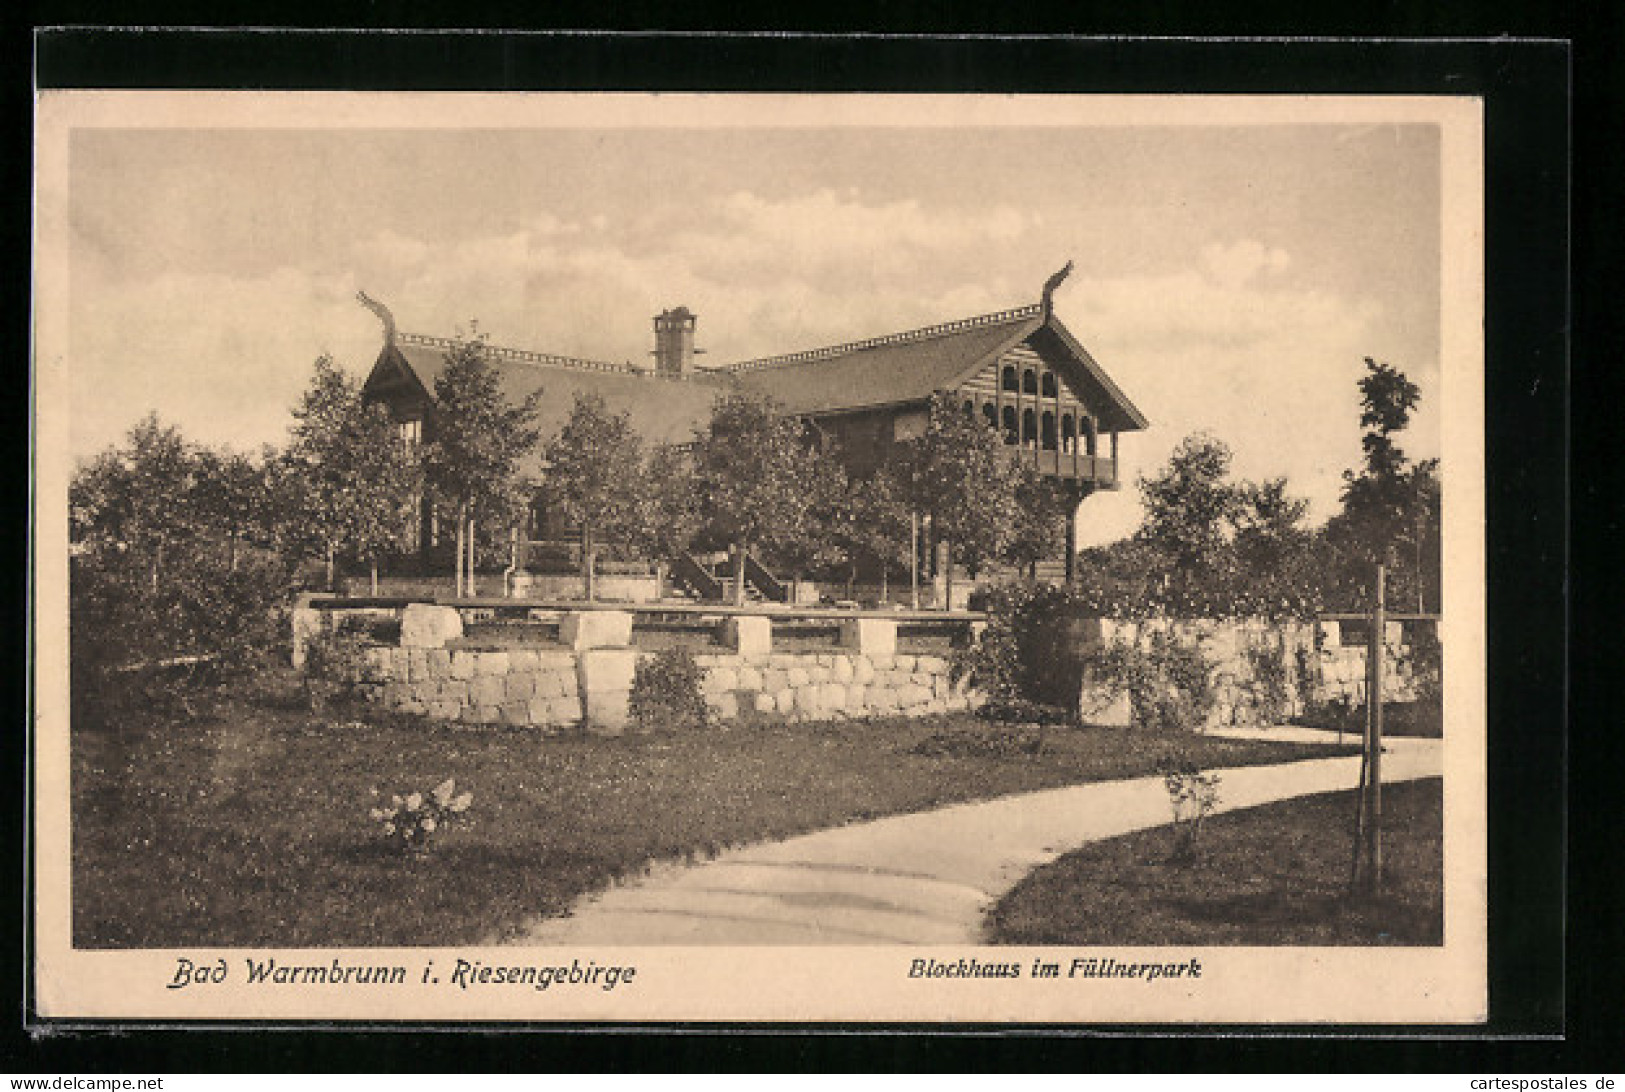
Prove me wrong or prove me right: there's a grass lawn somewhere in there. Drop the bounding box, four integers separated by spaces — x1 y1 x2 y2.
986 777 1442 946
73 667 1355 948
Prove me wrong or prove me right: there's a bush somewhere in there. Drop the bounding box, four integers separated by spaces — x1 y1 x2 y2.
953 582 1092 711
628 648 711 734
1092 630 1215 732
70 548 294 723
302 625 373 713
1154 753 1222 863
1244 639 1292 723
368 777 473 854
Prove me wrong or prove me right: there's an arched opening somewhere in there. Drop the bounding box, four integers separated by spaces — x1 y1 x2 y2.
1022 369 1038 395
1001 365 1018 392
1001 405 1019 445
962 399 975 418
1041 411 1057 451
1061 414 1076 455
1084 417 1098 457
982 403 997 429
1041 373 1058 398
1022 408 1037 447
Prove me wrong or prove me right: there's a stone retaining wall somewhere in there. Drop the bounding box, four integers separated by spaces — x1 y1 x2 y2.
1076 616 1432 730
350 644 974 733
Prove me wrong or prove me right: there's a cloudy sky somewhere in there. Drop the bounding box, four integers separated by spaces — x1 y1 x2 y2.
59 99 1443 546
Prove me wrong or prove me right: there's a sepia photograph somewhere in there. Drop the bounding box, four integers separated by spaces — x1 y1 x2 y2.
32 90 1486 1024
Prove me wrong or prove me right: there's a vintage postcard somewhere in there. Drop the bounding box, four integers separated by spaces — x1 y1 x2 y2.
32 91 1486 1024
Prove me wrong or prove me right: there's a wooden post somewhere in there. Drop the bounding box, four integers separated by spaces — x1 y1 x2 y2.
1369 561 1386 894
909 511 920 610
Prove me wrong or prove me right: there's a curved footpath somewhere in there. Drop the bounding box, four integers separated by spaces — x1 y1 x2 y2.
510 729 1443 946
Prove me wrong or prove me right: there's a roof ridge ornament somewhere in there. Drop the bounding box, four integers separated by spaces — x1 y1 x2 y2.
356 290 397 346
1041 260 1074 320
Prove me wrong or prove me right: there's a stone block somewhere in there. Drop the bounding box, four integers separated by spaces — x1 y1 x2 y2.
704 667 740 694
723 615 773 658
535 651 577 671
737 666 763 691
508 650 541 672
582 691 628 737
786 666 812 688
428 701 462 721
407 648 429 682
470 676 507 708
845 684 868 711
501 702 532 727
473 705 503 725
795 687 823 715
899 683 933 708
473 652 510 677
915 655 949 675
894 654 917 673
400 603 464 649
706 692 740 721
839 617 897 658
852 657 876 685
548 695 583 726
772 688 795 713
807 664 831 684
505 672 538 701
753 692 777 715
450 652 478 680
560 610 633 650
868 686 900 712
577 647 638 734
578 647 638 693
425 649 453 678
831 657 855 683
818 682 848 712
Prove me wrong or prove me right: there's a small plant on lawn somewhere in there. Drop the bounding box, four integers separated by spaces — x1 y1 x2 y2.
369 777 473 854
1155 754 1222 864
628 648 711 734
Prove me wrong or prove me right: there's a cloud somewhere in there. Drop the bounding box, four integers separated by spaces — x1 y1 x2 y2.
1199 239 1292 288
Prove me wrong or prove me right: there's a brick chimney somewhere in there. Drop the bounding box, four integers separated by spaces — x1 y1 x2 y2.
652 306 702 376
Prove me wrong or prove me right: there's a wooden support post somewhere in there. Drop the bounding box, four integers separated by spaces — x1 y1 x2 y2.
909 511 920 610
1369 562 1386 895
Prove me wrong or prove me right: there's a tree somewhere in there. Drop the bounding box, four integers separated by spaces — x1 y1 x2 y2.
1003 463 1074 580
1134 432 1246 614
1231 476 1318 618
694 393 819 605
1325 357 1441 612
543 392 646 601
70 412 204 591
828 464 913 603
623 442 703 597
285 355 421 593
422 330 543 597
69 416 294 711
896 393 1022 609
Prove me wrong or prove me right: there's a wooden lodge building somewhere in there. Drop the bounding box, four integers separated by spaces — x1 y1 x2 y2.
359 268 1148 602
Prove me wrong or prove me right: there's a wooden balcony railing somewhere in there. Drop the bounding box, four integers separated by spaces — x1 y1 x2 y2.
1000 446 1118 485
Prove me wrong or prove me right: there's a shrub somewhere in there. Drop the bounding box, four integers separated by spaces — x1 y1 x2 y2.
69 548 294 724
369 777 473 854
628 648 711 734
953 582 1092 711
302 625 372 713
1244 639 1292 723
1092 630 1215 732
1155 753 1222 863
